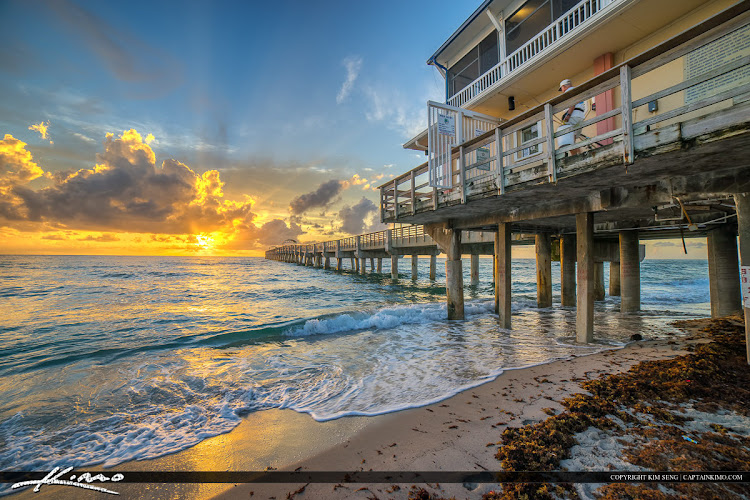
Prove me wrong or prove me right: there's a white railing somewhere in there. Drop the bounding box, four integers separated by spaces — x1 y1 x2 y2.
427 101 501 188
448 0 621 108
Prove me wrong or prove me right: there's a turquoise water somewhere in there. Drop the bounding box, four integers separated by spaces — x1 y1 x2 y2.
0 256 709 475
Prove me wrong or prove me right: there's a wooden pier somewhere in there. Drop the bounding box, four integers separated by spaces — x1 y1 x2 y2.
268 6 750 362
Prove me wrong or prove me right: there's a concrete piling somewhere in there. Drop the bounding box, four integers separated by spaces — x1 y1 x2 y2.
620 231 641 312
536 233 552 308
495 222 512 329
609 262 621 296
577 213 594 343
445 229 464 320
734 193 750 365
707 224 742 318
391 254 399 279
594 262 605 301
470 254 479 286
412 254 418 280
561 235 576 307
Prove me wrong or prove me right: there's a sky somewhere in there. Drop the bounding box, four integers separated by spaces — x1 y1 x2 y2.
0 0 706 258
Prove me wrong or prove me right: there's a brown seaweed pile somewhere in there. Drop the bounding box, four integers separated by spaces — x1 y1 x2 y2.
488 316 750 500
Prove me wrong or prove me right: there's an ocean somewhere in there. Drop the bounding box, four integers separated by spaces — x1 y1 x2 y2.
0 255 710 476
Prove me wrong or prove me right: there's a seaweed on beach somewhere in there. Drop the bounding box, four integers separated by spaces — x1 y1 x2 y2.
492 316 750 500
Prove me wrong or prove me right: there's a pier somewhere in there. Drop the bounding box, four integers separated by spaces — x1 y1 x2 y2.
268 5 750 361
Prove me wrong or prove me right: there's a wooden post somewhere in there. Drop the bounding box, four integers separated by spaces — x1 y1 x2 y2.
734 193 750 364
470 254 479 286
495 127 505 195
391 254 399 279
544 103 556 183
577 213 594 343
561 234 576 307
370 258 375 274
359 258 366 275
620 65 634 165
411 254 418 280
445 229 465 320
377 258 382 273
536 234 552 308
337 258 343 271
429 254 437 280
496 223 512 329
620 231 641 312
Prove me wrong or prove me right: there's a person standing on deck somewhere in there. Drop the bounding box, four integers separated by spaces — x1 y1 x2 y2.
557 78 585 156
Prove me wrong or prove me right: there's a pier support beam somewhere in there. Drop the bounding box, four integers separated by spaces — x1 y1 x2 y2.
594 262 605 301
470 254 479 286
577 213 594 343
350 257 355 271
734 193 750 364
370 258 375 274
495 222 512 329
609 262 621 296
620 231 641 312
707 224 742 318
429 254 437 280
561 235 576 307
377 258 382 273
445 230 464 320
324 257 330 270
391 254 399 279
359 258 366 275
337 258 343 271
536 234 552 308
412 254 418 280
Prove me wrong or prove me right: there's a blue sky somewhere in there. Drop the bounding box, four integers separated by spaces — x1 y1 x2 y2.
0 0 486 253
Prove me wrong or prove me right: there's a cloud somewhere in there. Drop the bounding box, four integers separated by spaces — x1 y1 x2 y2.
653 241 676 247
78 234 120 242
363 86 425 139
41 234 66 240
29 121 50 140
336 56 363 104
73 132 96 144
289 179 344 215
337 197 379 234
340 173 368 189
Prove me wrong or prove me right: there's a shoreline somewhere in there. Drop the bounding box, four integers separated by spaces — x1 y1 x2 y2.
11 318 711 499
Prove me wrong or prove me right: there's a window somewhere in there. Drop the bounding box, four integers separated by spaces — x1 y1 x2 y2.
505 0 581 55
515 122 541 160
447 32 499 98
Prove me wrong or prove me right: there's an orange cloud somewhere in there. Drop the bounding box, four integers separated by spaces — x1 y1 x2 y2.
28 121 50 140
0 129 303 253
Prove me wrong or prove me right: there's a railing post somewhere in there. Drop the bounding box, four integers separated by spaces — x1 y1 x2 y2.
393 179 399 219
495 128 505 194
410 169 416 215
544 103 557 183
459 145 467 204
620 64 634 165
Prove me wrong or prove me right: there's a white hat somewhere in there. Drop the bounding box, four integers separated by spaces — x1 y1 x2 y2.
559 79 572 91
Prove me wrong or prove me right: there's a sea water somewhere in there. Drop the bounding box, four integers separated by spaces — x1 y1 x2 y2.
0 256 709 474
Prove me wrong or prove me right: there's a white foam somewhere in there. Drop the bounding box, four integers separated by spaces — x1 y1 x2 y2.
287 299 496 337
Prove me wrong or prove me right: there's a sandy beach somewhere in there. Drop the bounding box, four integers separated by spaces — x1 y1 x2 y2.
13 316 747 500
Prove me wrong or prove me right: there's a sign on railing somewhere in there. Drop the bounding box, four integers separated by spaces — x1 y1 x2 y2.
427 101 500 188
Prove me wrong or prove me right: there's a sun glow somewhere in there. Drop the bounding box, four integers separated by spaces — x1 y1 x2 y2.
196 234 215 252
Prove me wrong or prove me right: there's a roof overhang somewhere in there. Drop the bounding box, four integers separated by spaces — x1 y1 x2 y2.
427 0 512 70
402 128 429 152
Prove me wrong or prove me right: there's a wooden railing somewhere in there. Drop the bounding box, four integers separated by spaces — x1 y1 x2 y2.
383 9 750 222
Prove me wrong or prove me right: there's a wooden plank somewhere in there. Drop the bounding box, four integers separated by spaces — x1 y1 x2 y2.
556 128 623 155
635 82 750 130
633 55 750 108
495 127 505 195
552 107 621 138
502 135 546 157
411 170 416 215
459 146 466 204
